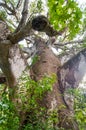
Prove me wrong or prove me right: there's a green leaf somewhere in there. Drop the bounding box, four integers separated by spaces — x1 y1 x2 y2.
47 0 82 39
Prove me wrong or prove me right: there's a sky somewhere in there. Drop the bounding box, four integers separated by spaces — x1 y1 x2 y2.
75 0 86 10
76 0 86 5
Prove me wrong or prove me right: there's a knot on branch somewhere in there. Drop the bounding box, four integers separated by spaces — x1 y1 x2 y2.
32 15 65 36
32 15 48 31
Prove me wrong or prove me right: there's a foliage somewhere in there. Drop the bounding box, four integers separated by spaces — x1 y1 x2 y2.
66 88 86 130
1 76 86 130
20 74 59 130
74 89 86 130
82 7 86 33
29 0 43 15
0 74 61 130
47 0 82 39
18 73 64 130
0 91 19 130
31 55 39 65
0 10 7 21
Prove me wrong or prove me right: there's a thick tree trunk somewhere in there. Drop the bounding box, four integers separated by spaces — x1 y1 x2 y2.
30 38 79 130
58 48 86 91
0 21 27 100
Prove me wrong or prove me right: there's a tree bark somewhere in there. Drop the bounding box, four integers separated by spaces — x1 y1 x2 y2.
0 20 27 100
58 48 86 92
30 38 79 130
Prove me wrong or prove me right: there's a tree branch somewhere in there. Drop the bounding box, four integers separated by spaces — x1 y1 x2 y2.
16 0 23 9
54 39 84 47
16 0 29 32
7 19 32 43
32 15 67 36
0 1 19 21
0 2 14 13
0 40 27 88
8 15 67 44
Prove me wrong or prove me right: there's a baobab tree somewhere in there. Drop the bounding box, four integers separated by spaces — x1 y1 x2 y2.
0 0 86 129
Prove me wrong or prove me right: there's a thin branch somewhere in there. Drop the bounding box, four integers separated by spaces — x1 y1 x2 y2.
0 2 19 21
10 1 15 11
16 0 23 9
0 2 14 13
54 39 84 47
15 0 29 32
58 44 83 58
46 26 67 36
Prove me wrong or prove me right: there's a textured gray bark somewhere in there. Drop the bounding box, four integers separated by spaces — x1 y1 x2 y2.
30 38 79 130
0 21 27 100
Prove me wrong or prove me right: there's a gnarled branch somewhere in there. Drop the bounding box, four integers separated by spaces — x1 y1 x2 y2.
8 15 67 44
32 15 67 36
